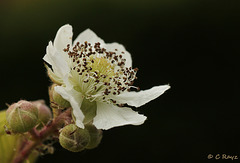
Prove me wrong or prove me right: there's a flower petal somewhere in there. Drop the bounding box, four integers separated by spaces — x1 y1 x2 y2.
93 102 147 130
55 86 85 128
113 85 170 107
73 28 105 46
104 42 132 67
53 24 73 51
43 41 55 66
43 41 69 79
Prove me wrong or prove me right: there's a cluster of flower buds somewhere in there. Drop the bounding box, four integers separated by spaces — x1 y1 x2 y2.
5 99 103 153
6 100 52 133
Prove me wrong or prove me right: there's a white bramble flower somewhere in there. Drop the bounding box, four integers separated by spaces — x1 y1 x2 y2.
43 24 170 130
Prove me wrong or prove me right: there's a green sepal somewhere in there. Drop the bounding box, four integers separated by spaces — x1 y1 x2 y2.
81 98 97 124
44 63 63 85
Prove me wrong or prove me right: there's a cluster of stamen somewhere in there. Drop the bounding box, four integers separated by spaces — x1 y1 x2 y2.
64 41 139 104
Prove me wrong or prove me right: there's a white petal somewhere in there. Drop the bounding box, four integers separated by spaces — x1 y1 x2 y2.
54 24 73 51
43 41 69 78
114 85 170 107
93 102 146 130
104 42 132 67
43 41 55 66
55 86 85 128
73 28 105 46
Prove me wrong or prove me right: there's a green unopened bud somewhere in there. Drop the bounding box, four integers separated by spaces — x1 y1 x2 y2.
6 100 38 133
50 84 71 108
59 124 90 152
85 124 102 149
32 100 52 127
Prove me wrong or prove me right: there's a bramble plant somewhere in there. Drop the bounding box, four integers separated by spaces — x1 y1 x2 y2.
0 25 170 163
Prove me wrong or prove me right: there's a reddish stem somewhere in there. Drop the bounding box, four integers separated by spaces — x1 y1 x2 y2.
12 108 71 163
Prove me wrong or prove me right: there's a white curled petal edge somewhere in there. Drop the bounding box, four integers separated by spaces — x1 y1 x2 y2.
43 41 70 79
73 28 105 46
113 85 170 108
93 102 147 130
54 86 85 129
43 41 56 68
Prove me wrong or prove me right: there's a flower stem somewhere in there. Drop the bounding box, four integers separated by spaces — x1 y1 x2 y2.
12 108 71 163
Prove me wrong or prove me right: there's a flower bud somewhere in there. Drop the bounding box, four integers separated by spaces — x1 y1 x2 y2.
85 124 103 149
6 100 38 133
32 100 52 127
59 124 90 152
50 84 71 108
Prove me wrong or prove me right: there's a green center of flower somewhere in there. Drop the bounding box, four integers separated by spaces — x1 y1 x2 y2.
65 41 139 104
87 56 115 83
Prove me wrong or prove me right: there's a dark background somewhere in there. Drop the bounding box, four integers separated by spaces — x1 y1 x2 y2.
0 0 240 163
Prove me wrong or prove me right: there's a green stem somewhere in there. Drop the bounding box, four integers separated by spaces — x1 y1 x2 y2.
12 108 71 163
